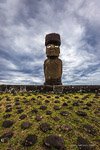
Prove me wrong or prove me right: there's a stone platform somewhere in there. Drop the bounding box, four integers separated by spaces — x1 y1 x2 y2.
0 85 100 93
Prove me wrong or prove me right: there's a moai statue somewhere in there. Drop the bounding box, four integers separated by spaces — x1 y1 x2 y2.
44 33 62 85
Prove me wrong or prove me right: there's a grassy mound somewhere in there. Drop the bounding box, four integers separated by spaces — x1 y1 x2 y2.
0 92 100 149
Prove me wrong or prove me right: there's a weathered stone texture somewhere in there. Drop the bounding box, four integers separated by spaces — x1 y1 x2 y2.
45 33 61 46
44 33 62 85
46 45 60 56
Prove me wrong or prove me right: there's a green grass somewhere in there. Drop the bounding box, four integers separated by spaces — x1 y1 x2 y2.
0 92 100 150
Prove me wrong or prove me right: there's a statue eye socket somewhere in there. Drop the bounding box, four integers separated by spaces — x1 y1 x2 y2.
55 46 59 48
47 45 51 48
47 45 59 48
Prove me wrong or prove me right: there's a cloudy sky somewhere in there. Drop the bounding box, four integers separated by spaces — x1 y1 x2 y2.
0 0 100 85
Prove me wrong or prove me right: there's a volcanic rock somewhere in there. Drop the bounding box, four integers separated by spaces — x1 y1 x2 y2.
60 125 72 132
54 100 60 103
6 104 12 108
79 100 83 103
16 106 22 110
35 115 43 121
60 111 69 116
6 97 11 101
65 96 69 99
37 95 42 98
55 96 60 98
54 105 61 110
73 101 79 106
82 95 89 100
0 131 13 143
82 107 89 110
23 100 29 104
46 96 51 98
19 114 27 120
21 122 31 130
2 120 14 128
76 111 87 117
37 101 42 105
31 97 36 101
44 135 66 149
31 108 38 113
5 108 12 112
62 102 68 107
77 136 93 150
83 124 97 136
15 101 20 105
74 96 79 99
22 134 37 147
86 102 92 107
46 110 52 115
40 123 52 132
3 114 11 119
53 116 60 121
15 99 19 102
45 100 50 103
17 109 24 114
94 110 100 116
40 105 47 110
68 106 73 110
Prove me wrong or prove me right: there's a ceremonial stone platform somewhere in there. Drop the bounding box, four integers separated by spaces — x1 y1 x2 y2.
0 85 100 93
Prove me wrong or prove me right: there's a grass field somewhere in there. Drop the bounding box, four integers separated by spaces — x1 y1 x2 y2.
0 92 100 150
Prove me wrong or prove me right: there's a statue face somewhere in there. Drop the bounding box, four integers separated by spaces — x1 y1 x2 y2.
46 44 60 57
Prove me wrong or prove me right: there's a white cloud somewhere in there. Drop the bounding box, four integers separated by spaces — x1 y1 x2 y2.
0 0 100 85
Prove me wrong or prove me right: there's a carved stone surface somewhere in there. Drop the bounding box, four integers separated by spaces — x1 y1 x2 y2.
46 44 60 57
45 33 61 46
44 33 62 85
44 58 62 84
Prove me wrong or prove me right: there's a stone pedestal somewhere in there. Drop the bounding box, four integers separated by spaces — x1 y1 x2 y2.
44 33 62 85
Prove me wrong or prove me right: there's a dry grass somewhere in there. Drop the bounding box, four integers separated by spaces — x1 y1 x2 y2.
0 92 100 150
